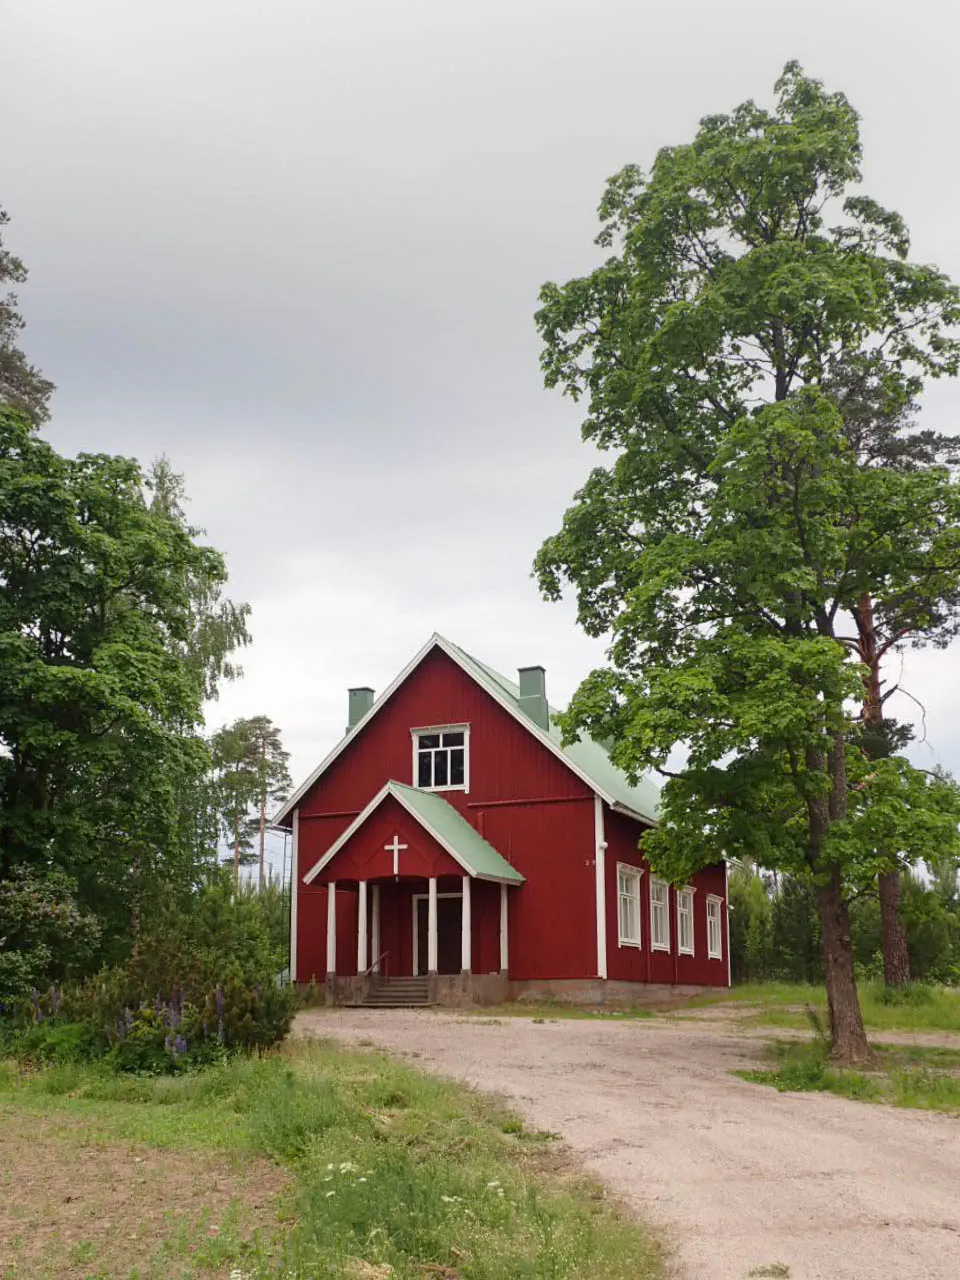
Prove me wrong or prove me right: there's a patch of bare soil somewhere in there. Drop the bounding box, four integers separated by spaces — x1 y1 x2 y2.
297 1008 960 1280
0 1109 285 1279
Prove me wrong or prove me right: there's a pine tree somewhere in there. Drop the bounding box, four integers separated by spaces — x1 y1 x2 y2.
0 206 54 425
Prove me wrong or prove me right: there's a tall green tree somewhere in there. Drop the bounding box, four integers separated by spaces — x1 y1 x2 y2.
535 65 960 1061
826 369 960 985
247 716 291 892
0 409 239 961
209 716 291 892
0 206 54 426
146 457 251 700
209 720 260 892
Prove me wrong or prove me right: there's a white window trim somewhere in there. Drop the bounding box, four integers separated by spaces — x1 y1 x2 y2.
649 876 670 952
616 862 643 949
411 723 470 794
677 885 696 957
706 894 723 960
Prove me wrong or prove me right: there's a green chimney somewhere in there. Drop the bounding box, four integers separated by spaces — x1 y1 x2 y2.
518 666 549 731
347 686 374 732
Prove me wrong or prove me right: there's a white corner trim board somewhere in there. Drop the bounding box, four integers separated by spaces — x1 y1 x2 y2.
594 794 608 979
289 809 299 982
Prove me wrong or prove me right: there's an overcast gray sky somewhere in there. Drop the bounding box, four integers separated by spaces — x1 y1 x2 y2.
4 0 960 807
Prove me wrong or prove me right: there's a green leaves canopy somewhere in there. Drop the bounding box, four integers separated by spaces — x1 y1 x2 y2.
535 63 960 940
0 409 233 952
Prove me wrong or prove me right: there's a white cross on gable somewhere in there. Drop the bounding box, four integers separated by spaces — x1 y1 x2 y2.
384 834 408 876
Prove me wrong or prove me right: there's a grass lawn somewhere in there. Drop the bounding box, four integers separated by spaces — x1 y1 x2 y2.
735 1038 960 1113
0 1038 663 1280
686 980 960 1034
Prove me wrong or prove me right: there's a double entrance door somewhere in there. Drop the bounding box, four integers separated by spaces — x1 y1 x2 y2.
414 893 462 975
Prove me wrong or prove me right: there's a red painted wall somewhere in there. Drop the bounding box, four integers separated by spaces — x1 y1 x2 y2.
603 807 728 987
290 643 727 988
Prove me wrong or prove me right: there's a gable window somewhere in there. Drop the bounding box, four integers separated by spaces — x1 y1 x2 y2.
677 887 695 956
617 864 642 947
413 725 469 791
706 895 723 960
650 877 670 951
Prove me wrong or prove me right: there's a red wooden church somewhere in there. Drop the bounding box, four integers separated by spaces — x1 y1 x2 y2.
275 635 729 1005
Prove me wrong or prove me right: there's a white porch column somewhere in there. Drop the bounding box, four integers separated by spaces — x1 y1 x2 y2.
594 795 608 980
499 882 509 973
326 881 337 975
461 875 472 973
289 809 299 982
371 884 381 973
427 876 438 974
357 879 368 975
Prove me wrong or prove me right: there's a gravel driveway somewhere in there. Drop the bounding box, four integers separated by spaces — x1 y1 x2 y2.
295 1008 960 1280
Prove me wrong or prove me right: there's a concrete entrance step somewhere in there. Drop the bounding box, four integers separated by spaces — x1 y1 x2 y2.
355 976 434 1009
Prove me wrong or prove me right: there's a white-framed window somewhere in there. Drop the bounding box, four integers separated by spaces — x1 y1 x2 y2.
617 864 642 947
412 725 469 792
650 877 670 951
677 886 695 956
706 895 723 960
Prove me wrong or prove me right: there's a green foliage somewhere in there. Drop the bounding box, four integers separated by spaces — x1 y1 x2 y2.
0 865 100 1006
126 867 283 998
0 204 54 425
535 65 960 1053
0 410 220 959
730 867 960 985
209 715 291 886
2 870 294 1073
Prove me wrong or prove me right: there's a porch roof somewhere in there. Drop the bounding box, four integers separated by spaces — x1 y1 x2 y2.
302 780 525 886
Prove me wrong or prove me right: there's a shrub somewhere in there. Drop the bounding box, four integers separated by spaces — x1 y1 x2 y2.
0 867 100 1007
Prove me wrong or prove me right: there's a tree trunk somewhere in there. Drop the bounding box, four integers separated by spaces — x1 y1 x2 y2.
258 794 266 892
879 870 911 986
855 591 911 987
130 855 141 959
817 870 870 1064
258 735 267 892
233 812 240 895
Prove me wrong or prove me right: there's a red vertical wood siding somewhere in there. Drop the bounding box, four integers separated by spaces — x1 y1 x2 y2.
477 798 595 979
602 806 728 988
291 643 726 989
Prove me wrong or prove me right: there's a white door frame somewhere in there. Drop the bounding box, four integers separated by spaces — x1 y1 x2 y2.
412 892 463 976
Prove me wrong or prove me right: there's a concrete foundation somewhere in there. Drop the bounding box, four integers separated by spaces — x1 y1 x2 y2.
321 972 714 1009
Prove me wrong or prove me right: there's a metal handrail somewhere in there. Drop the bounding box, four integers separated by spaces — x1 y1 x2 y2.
362 950 389 978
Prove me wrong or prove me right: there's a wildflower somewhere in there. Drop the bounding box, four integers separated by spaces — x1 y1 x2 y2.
486 1181 501 1189
441 1196 461 1204
339 1161 358 1173
325 1190 336 1198
357 1177 367 1183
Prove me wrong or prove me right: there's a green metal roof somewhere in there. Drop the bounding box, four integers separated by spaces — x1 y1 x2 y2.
440 638 662 825
388 781 525 883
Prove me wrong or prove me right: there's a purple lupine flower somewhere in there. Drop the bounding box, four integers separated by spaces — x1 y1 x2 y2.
155 993 163 1014
174 1034 187 1056
31 988 43 1024
49 986 60 1015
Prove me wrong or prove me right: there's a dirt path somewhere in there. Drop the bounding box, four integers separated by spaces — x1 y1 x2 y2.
296 1008 960 1280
